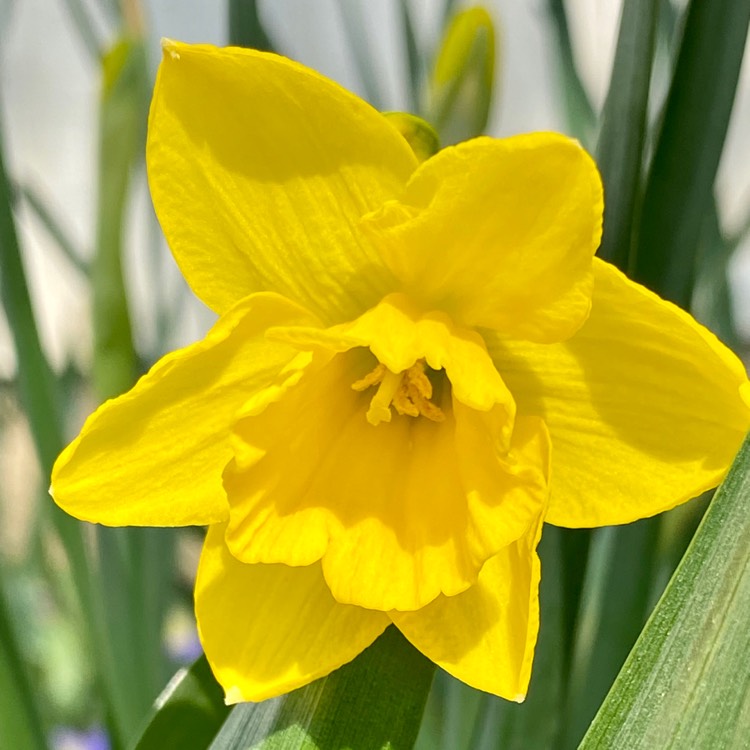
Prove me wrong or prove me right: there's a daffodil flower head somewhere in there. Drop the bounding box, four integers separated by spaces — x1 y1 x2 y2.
50 41 750 704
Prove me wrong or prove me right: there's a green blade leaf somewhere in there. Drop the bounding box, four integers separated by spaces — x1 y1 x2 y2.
633 0 750 305
0 575 47 750
398 0 422 114
562 519 660 748
382 112 440 163
428 7 496 145
210 626 435 750
579 430 750 749
134 655 230 750
0 94 94 678
17 181 90 277
595 0 659 271
228 0 274 51
472 526 567 750
94 35 145 400
91 37 176 748
545 0 596 146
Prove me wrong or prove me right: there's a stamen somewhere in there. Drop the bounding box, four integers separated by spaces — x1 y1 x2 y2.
351 362 386 391
352 359 446 426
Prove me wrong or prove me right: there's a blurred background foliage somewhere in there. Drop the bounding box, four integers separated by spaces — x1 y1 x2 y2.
1 1 750 748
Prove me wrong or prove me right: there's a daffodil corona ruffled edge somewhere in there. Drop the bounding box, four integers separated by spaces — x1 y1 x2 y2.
50 41 750 705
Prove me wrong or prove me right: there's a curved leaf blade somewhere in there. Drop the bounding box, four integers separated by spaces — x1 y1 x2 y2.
134 655 230 750
579 431 750 749
633 0 750 306
210 626 435 750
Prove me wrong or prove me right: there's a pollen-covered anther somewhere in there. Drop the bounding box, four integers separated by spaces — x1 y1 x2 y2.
352 359 445 426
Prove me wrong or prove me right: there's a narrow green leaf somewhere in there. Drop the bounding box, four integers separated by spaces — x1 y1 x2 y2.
691 203 742 352
441 0 459 25
0 103 93 647
134 655 230 750
562 518 660 748
0 573 47 750
60 0 104 61
399 0 422 114
415 671 483 750
634 0 750 306
90 36 176 747
580 431 750 749
472 526 567 750
428 7 495 145
382 112 440 163
18 181 90 277
94 36 145 400
595 0 659 270
210 626 435 750
228 0 274 51
545 0 596 146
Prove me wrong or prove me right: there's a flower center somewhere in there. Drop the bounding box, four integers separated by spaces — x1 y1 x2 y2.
351 359 446 426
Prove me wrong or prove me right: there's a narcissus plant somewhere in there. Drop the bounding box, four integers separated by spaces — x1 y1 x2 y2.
51 41 750 705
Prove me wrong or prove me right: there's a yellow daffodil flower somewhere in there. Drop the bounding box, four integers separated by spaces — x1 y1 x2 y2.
50 41 750 704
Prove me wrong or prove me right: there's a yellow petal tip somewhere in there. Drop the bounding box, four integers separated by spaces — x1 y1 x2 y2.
513 693 526 704
224 685 246 706
161 38 181 60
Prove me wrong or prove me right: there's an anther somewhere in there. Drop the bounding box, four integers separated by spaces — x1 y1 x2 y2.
352 359 445 426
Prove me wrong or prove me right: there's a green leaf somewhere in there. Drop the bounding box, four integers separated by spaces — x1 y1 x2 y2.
562 519 660 748
545 0 596 146
0 573 47 750
691 202 742 352
382 112 440 163
595 0 659 270
60 0 104 60
579 430 750 748
633 0 750 305
472 526 567 750
134 655 230 750
398 0 422 114
0 93 93 671
415 671 483 750
17 181 90 277
228 0 274 51
89 37 177 749
94 35 145 401
210 626 435 750
428 7 496 145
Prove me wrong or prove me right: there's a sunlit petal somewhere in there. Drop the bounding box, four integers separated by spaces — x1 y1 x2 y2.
148 41 417 322
196 525 388 702
51 293 316 526
488 259 750 526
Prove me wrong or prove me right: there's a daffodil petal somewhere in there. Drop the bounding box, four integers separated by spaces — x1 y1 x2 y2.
50 293 317 526
195 525 388 703
361 133 603 342
391 509 544 701
488 259 750 527
148 41 417 323
224 352 548 612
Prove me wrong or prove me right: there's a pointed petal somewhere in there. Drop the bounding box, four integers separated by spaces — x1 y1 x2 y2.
223 345 548 612
148 41 417 323
489 259 750 527
195 525 388 703
51 293 317 526
361 134 603 342
391 510 544 701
